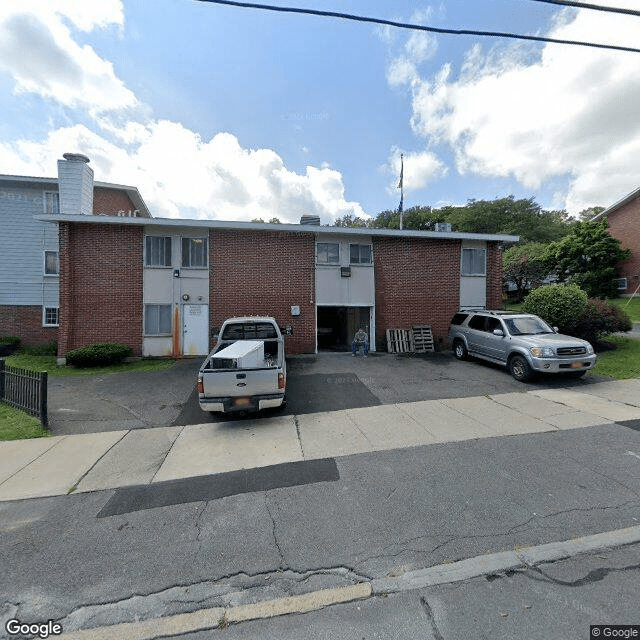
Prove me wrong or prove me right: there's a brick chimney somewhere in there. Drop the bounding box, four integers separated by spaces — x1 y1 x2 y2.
57 153 94 215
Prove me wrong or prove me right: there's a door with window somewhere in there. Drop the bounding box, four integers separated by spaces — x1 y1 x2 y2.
183 305 209 356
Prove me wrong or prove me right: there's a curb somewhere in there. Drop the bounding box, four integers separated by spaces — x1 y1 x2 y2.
372 524 640 594
57 526 640 639
57 583 372 640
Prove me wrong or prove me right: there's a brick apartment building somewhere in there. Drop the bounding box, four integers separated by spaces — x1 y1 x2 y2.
36 212 518 360
593 188 640 296
0 154 151 345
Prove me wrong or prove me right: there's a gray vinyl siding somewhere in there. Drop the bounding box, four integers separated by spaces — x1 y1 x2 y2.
0 185 60 307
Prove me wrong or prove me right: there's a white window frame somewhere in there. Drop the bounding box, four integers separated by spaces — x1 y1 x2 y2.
145 236 172 268
616 277 628 291
181 237 208 269
349 243 372 265
461 248 487 276
44 250 59 276
144 304 172 336
43 307 59 327
316 242 340 265
43 191 59 214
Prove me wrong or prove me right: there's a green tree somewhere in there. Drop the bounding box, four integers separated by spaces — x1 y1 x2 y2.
543 219 631 298
364 197 570 242
333 214 372 228
369 206 445 230
502 242 550 302
439 197 569 243
251 217 282 224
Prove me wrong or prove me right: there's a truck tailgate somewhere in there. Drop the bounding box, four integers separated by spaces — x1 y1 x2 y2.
202 368 278 398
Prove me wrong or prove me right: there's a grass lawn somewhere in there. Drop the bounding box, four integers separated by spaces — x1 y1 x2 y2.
608 297 640 323
0 403 51 440
592 336 640 380
4 352 177 377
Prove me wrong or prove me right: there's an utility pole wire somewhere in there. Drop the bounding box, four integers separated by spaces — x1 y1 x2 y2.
193 0 640 54
529 0 640 18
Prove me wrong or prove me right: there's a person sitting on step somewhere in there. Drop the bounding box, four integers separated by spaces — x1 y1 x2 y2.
351 328 369 357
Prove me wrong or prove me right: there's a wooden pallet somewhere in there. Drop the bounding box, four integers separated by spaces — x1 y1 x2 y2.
412 325 435 353
386 329 414 353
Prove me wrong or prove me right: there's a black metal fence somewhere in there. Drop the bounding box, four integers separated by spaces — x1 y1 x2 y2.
0 360 48 429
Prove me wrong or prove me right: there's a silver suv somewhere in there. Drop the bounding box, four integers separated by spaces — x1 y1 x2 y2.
448 310 596 382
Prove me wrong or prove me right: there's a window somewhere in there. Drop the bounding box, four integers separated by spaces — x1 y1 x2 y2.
44 191 59 214
450 312 470 326
350 244 372 264
616 277 628 291
44 251 59 275
43 307 59 327
221 322 278 340
145 236 172 267
182 237 208 268
468 315 487 331
317 242 339 264
461 248 486 276
145 304 172 336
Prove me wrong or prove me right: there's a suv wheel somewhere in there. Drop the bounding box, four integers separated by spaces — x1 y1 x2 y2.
509 354 533 382
453 340 468 361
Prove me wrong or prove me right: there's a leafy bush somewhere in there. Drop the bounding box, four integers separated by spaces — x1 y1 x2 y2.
20 341 57 356
522 284 588 330
565 299 632 345
0 335 21 346
65 343 133 368
523 286 632 344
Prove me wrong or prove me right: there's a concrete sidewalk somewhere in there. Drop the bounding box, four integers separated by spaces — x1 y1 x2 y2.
1 379 640 502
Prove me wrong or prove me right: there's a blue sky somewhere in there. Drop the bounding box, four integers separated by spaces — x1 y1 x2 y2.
1 0 639 222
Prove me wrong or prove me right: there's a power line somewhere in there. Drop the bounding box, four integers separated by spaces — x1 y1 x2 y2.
529 0 640 18
193 0 640 54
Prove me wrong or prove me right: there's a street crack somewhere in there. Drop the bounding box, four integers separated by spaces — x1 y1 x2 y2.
420 597 445 640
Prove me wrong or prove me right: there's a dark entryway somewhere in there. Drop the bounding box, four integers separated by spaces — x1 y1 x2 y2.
317 306 370 351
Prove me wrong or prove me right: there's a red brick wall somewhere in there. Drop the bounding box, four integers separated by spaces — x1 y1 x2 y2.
486 243 504 309
0 306 57 346
58 222 143 357
374 237 461 350
209 230 316 354
605 198 640 294
92 187 138 217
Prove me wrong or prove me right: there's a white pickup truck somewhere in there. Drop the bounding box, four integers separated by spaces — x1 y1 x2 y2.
197 316 286 414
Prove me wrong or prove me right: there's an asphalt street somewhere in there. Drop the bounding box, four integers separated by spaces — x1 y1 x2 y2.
1 424 639 638
172 542 640 640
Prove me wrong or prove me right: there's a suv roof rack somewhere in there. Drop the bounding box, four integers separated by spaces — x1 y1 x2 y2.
458 309 529 316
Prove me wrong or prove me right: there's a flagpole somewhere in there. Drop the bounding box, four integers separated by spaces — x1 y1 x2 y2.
398 153 404 230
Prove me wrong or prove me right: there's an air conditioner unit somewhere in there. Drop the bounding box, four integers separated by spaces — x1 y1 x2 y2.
434 222 452 233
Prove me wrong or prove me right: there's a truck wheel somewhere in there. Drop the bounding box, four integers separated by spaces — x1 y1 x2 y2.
509 354 533 382
453 340 468 361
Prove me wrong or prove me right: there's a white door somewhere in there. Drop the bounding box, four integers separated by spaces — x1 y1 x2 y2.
183 304 209 355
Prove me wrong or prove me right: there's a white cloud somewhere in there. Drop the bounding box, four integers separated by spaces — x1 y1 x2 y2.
394 1 640 212
387 147 447 193
0 122 366 223
0 0 136 115
0 1 366 223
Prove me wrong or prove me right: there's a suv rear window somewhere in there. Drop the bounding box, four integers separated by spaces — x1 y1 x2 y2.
450 312 469 326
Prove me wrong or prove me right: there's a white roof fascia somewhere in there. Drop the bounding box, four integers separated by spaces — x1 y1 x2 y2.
593 186 640 221
34 213 520 243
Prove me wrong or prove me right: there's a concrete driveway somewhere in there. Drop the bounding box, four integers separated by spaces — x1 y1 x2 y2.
48 351 611 435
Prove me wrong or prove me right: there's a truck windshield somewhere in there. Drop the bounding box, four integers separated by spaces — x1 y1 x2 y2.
504 317 554 336
221 323 278 340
